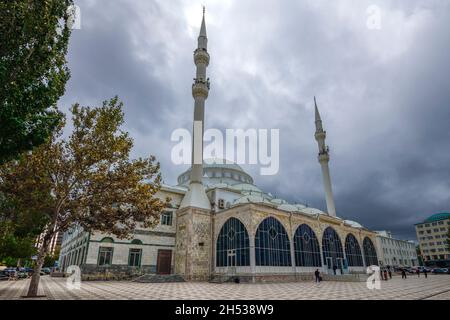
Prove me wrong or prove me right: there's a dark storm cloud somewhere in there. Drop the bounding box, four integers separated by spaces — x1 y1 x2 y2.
60 0 450 240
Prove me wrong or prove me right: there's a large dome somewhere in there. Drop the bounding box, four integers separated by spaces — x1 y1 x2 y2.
177 158 254 187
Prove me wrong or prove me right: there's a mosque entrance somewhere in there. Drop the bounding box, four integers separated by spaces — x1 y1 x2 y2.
157 250 172 274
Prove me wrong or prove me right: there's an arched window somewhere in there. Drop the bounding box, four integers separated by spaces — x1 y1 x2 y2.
363 237 378 266
216 218 250 267
345 234 364 266
255 217 291 266
322 227 344 267
131 239 143 245
100 237 114 243
294 224 321 267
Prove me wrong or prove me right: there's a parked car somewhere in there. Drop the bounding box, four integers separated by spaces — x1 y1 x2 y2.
41 268 52 275
17 268 28 278
432 268 449 274
23 267 34 274
0 271 9 281
417 266 431 273
3 268 17 277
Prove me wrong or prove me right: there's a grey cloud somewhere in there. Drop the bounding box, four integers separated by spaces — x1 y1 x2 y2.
59 0 450 240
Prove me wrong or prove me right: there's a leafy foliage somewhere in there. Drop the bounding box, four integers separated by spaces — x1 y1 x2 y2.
0 0 73 164
0 97 169 296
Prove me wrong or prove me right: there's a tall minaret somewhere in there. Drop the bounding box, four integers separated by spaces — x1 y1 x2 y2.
314 97 337 217
179 7 211 210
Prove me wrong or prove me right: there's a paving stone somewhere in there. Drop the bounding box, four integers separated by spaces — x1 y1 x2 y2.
0 274 449 300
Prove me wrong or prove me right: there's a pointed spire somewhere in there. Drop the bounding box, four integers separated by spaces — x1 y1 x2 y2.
200 6 206 37
314 96 322 122
197 6 207 50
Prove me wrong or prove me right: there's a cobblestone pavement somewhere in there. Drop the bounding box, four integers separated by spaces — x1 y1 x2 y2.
0 275 449 300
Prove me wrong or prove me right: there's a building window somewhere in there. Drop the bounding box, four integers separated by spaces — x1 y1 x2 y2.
345 234 364 267
131 239 143 245
161 211 173 226
98 247 113 266
293 224 321 267
128 249 142 267
81 247 85 265
363 237 378 266
322 227 344 267
216 217 250 267
255 217 291 266
100 237 114 243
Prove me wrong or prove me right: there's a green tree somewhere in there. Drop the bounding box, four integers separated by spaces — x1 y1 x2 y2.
0 97 169 297
0 191 47 265
43 250 60 268
0 0 73 164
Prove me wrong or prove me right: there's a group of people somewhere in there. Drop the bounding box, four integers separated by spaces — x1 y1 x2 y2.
313 265 428 283
380 266 393 280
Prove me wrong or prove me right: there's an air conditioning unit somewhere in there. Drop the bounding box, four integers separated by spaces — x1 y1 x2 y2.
218 199 225 209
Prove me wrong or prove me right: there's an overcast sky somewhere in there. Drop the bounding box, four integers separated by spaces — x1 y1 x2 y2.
59 0 450 240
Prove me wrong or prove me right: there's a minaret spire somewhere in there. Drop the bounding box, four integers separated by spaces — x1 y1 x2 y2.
198 6 207 50
314 97 337 217
179 8 211 210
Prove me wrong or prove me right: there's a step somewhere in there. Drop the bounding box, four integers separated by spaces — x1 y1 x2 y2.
132 274 185 283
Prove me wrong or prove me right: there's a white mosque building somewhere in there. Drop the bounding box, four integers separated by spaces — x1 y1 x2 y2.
58 10 379 282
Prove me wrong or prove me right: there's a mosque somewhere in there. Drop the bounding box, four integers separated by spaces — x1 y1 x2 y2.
58 10 379 282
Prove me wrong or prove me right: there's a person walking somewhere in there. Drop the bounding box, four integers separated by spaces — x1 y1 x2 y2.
401 268 407 279
424 268 428 278
383 269 388 281
416 268 420 277
388 269 392 279
315 269 321 283
333 265 337 275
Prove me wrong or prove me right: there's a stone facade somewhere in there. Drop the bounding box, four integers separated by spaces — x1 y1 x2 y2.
212 203 378 280
175 207 212 281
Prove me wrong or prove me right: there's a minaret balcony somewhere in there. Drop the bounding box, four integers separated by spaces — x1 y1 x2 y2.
192 78 210 98
318 153 330 163
314 131 326 141
194 49 210 65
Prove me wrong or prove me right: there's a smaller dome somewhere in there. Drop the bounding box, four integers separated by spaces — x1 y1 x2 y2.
344 220 364 229
277 204 298 212
302 207 327 216
231 183 263 193
270 198 286 205
233 195 272 205
423 212 450 223
294 204 307 210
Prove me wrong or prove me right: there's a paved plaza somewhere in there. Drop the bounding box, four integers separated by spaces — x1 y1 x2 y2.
0 275 449 300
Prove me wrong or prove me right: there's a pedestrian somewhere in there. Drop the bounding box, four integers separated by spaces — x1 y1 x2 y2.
315 269 321 283
401 269 407 279
383 269 388 281
416 268 420 277
424 268 428 278
333 265 337 275
388 270 392 279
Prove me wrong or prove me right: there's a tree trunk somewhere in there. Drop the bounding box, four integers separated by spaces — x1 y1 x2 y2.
26 237 50 297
